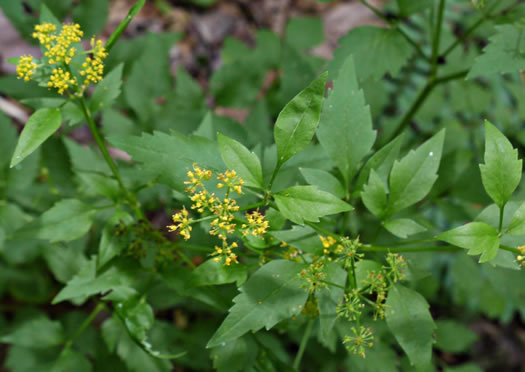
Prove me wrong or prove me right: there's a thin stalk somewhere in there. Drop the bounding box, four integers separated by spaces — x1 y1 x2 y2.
267 163 282 194
430 0 447 80
320 279 347 291
58 303 105 359
498 204 505 233
500 245 519 254
362 245 459 253
78 98 145 220
293 319 314 371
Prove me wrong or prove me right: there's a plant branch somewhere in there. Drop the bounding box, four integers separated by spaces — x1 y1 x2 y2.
293 319 314 371
430 0 447 80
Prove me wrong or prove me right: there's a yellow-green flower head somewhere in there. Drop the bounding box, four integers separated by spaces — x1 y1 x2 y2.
79 38 108 86
32 23 57 45
16 55 37 82
43 23 83 64
241 210 269 237
48 68 76 95
167 207 193 240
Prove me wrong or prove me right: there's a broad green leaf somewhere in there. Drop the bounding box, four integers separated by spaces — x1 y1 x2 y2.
274 73 326 167
300 168 346 199
318 56 376 184
72 0 108 37
285 16 323 50
191 259 248 287
356 134 404 192
315 262 346 343
506 201 525 235
207 260 308 347
383 218 426 239
217 133 263 189
386 130 445 216
361 169 388 219
479 121 522 208
274 185 353 225
10 108 62 168
90 63 123 112
109 131 223 192
98 211 134 268
468 25 525 79
385 284 435 371
434 320 478 353
327 26 412 81
1 316 64 349
53 258 133 304
114 295 154 343
43 244 88 284
437 222 500 262
13 199 97 243
355 260 382 289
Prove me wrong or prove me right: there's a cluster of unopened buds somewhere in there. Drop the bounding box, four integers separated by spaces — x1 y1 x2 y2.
300 261 327 294
517 245 525 267
168 164 269 266
343 326 374 358
16 22 107 95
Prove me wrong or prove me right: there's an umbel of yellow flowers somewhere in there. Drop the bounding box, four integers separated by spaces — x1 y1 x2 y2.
16 22 108 95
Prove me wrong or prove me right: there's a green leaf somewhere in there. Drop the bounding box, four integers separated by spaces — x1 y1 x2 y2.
274 73 326 167
355 260 382 290
105 0 146 52
468 25 525 79
43 244 88 284
10 108 62 168
90 64 123 112
191 259 248 287
109 131 223 192
386 129 445 216
207 260 308 348
436 222 500 263
506 201 525 235
274 185 353 225
383 218 426 239
327 26 412 81
434 320 478 353
318 56 376 184
114 295 154 343
217 133 263 189
211 336 258 372
13 199 97 243
479 120 522 208
385 284 435 371
396 0 432 15
299 168 346 199
361 169 388 219
285 17 324 50
315 262 346 343
72 0 108 38
356 134 404 192
1 316 64 349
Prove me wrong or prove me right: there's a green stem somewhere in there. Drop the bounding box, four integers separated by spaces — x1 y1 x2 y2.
430 0 446 80
363 244 459 253
498 204 505 233
239 201 266 212
59 303 105 359
267 162 282 193
293 319 314 371
320 279 346 290
500 244 519 254
78 98 145 221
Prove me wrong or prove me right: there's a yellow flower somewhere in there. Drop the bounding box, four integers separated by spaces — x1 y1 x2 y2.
42 23 83 64
79 38 108 87
212 242 239 265
32 23 57 45
517 245 525 266
217 170 244 195
167 207 193 240
241 210 269 237
16 55 37 82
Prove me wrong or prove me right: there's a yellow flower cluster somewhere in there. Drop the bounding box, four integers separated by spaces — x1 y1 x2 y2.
16 55 37 82
80 38 108 86
281 242 302 262
517 245 525 266
16 22 107 95
48 68 76 94
241 210 269 237
184 164 212 193
42 23 82 64
217 170 244 195
167 207 192 240
212 242 239 266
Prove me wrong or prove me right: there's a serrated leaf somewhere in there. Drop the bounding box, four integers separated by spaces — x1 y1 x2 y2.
300 168 346 198
315 262 346 343
327 26 412 81
191 259 248 287
318 56 376 184
207 260 308 348
13 199 97 243
10 108 62 168
479 120 522 208
90 63 123 112
437 222 500 263
274 185 353 225
386 130 445 216
434 320 478 353
468 25 525 79
109 131 224 192
385 284 435 371
274 73 326 167
362 169 388 219
217 133 263 189
506 201 525 235
211 335 258 372
383 218 426 239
